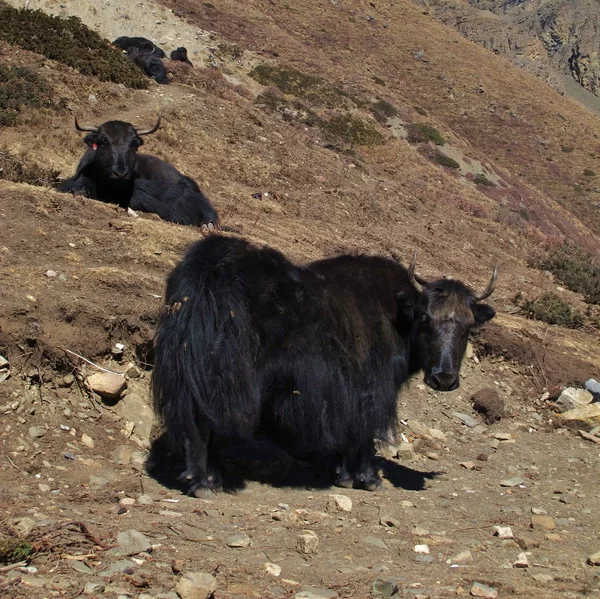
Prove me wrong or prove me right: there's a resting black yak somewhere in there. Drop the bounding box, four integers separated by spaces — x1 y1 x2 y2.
152 236 497 496
58 117 219 228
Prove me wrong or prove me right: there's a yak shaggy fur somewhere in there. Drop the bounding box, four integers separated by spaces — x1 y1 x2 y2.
152 235 496 494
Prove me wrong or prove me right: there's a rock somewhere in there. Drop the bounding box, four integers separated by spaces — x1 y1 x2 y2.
470 582 498 598
450 550 472 563
89 475 109 489
428 428 446 441
472 389 505 424
585 379 600 400
112 445 133 465
138 494 154 505
401 500 416 508
14 517 37 535
81 433 94 449
499 476 525 487
297 530 319 554
380 515 400 527
84 581 106 594
72 561 94 574
363 537 388 549
459 461 478 470
28 426 46 439
295 589 338 599
397 441 415 460
413 544 430 554
531 506 548 515
513 552 529 568
531 515 556 530
125 362 142 379
114 530 153 555
0 355 8 368
98 560 136 577
532 574 554 583
372 577 399 597
265 562 282 577
557 403 600 427
494 432 513 441
453 412 479 428
227 533 251 548
175 572 217 599
120 497 135 506
327 494 352 513
87 372 127 399
579 430 600 444
494 526 513 539
587 551 600 566
139 593 179 599
556 387 593 412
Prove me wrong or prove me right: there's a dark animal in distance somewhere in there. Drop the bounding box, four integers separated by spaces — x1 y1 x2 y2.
58 117 219 227
170 47 193 67
113 36 169 84
152 236 497 496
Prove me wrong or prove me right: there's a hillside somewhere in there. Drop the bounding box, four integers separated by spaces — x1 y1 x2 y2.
0 1 599 598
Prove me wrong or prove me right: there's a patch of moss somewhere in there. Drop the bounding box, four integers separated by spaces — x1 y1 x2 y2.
434 153 460 169
406 122 446 145
539 243 600 305
256 89 320 126
0 64 55 126
319 114 383 146
0 6 148 88
522 293 584 328
249 63 355 109
371 99 397 123
0 150 61 186
473 173 495 187
0 537 33 564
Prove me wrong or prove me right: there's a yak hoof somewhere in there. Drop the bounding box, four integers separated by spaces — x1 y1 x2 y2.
354 473 383 492
333 472 354 489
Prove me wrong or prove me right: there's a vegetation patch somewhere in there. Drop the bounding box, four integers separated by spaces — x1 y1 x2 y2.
474 173 495 187
406 122 446 145
539 243 600 305
319 114 383 146
414 105 428 116
0 64 55 126
256 88 319 126
433 153 460 169
0 6 148 88
521 293 584 328
249 63 355 109
371 99 397 123
0 150 61 187
0 537 33 565
583 168 596 177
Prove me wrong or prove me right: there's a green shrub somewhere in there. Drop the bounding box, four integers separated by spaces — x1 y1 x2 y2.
406 122 446 145
473 173 495 186
256 89 320 126
319 114 383 146
371 99 397 123
433 152 459 169
522 293 584 328
0 537 33 564
0 150 60 186
0 6 148 88
539 243 600 305
0 64 55 126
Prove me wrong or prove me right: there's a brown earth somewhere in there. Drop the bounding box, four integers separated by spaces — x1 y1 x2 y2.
0 1 599 598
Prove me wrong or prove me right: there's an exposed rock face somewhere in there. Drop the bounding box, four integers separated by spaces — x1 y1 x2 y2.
416 0 600 98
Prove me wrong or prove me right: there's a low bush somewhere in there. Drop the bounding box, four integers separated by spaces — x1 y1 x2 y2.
371 99 397 123
406 122 446 145
473 173 495 186
320 114 383 146
0 537 33 564
0 150 61 186
522 293 584 328
433 153 459 169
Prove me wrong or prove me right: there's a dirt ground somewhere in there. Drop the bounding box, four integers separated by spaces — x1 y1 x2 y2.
1 0 600 598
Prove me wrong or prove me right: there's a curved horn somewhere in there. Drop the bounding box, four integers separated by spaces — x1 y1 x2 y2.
74 117 98 133
408 249 424 294
136 115 161 136
475 264 498 301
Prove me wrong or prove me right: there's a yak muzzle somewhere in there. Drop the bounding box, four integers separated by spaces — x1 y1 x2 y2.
425 370 459 392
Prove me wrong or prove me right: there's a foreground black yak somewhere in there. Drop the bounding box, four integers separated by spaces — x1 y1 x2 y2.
153 236 497 495
58 117 219 227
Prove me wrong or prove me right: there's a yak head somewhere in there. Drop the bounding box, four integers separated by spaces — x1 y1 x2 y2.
400 251 497 392
74 116 161 186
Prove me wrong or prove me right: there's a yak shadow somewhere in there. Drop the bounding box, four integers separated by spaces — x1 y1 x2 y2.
146 433 440 495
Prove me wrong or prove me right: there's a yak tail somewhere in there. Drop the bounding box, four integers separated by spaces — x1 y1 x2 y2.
152 236 261 445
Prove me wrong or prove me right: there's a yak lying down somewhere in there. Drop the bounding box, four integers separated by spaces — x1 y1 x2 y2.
152 235 497 496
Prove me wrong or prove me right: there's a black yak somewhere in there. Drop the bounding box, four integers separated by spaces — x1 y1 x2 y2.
113 36 169 84
113 36 166 58
58 117 219 228
152 236 497 496
170 47 193 67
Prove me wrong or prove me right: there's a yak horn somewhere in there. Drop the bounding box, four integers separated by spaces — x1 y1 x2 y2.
136 115 161 136
74 117 98 133
475 265 498 301
408 249 424 294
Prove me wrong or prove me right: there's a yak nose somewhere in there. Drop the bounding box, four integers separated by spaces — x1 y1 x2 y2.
111 166 130 179
428 371 459 392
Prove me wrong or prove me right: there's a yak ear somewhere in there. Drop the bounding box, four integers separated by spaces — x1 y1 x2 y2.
474 303 495 327
83 133 99 147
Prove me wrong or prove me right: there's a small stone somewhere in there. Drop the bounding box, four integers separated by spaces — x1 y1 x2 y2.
81 433 94 448
380 515 400 527
327 494 352 513
499 476 525 487
89 475 109 489
587 551 600 566
428 428 446 441
401 500 416 508
472 389 505 424
138 494 154 505
466 342 474 359
84 581 105 594
470 582 498 598
38 483 51 492
459 461 477 470
453 412 479 427
72 561 94 574
372 576 399 597
397 441 415 460
297 530 319 554
513 552 529 568
114 530 153 555
412 525 429 536
175 572 217 599
125 362 142 379
494 526 513 539
579 430 600 444
532 574 554 583
295 589 338 599
265 562 282 577
413 544 430 554
14 517 37 535
363 536 388 549
531 506 548 515
28 426 46 439
556 387 593 412
557 403 600 426
531 515 556 531
489 439 501 450
112 445 133 465
585 379 600 400
98 559 136 577
120 497 136 506
545 533 561 542
494 432 513 441
45 270 57 277
86 372 127 399
450 550 472 563
227 533 251 548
